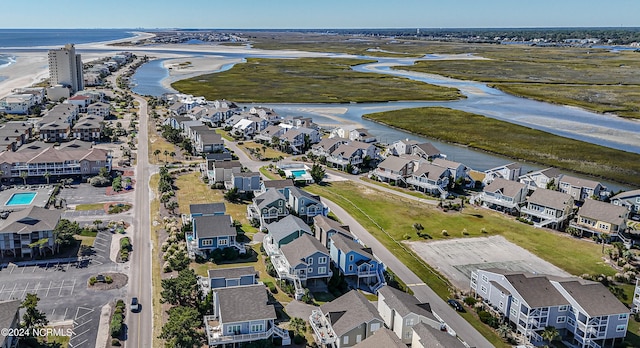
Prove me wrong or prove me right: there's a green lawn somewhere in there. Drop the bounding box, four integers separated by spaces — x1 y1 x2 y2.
359 176 436 199
75 203 105 211
304 181 639 347
215 129 234 141
240 141 289 161
172 57 463 103
363 107 640 187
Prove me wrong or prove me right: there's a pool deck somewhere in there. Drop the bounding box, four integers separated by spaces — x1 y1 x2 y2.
0 186 54 211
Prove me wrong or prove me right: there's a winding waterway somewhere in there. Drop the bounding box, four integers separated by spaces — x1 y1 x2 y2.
129 48 638 191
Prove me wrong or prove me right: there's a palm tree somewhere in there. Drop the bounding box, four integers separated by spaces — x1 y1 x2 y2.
496 323 511 338
153 149 161 162
20 171 28 185
166 200 179 215
540 326 559 347
169 151 176 162
163 150 169 163
93 219 103 230
43 171 51 185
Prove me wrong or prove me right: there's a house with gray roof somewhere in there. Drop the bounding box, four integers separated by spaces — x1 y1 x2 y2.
247 188 289 228
204 266 257 290
353 327 406 348
0 300 21 348
168 101 188 116
0 206 61 258
519 167 562 191
284 186 328 223
310 290 384 347
264 215 311 248
569 199 629 238
471 269 630 348
377 285 442 344
280 233 332 286
432 158 467 182
189 203 226 217
521 188 574 229
389 138 419 156
479 177 528 214
195 131 224 154
228 171 261 193
411 322 466 348
484 162 522 183
206 160 242 184
72 114 104 142
373 156 414 184
204 284 290 346
558 174 606 202
313 215 352 249
186 214 243 258
411 142 444 161
254 124 287 143
259 179 294 194
311 137 348 158
406 163 450 197
611 189 640 214
327 144 365 170
329 233 385 292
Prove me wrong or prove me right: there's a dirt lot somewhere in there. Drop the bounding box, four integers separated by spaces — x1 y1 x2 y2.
406 235 570 290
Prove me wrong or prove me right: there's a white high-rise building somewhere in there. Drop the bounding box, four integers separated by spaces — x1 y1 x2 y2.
48 43 84 93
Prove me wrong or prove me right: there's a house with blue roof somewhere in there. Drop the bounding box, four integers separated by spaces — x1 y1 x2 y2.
186 214 243 258
329 233 385 292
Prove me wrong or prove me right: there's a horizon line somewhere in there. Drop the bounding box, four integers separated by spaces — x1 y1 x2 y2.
1 26 640 30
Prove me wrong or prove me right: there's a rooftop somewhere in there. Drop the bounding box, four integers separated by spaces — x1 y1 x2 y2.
193 215 236 238
189 202 226 216
378 285 437 321
320 290 382 337
280 234 328 267
352 327 405 348
216 284 277 323
484 177 526 197
207 266 256 280
577 199 628 226
527 188 573 211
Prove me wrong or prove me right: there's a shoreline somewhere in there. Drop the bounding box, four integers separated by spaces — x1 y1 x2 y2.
362 112 640 188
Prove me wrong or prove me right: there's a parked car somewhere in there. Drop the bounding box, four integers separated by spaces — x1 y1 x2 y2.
447 299 464 312
131 297 140 312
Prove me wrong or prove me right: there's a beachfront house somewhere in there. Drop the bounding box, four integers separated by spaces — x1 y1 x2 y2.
484 162 522 183
518 167 562 191
329 233 384 292
471 269 629 348
479 177 528 214
377 285 443 344
0 94 37 115
520 188 574 229
569 199 629 238
227 171 261 193
247 188 289 228
309 290 384 348
611 189 640 214
373 156 414 184
204 284 290 346
406 162 450 197
411 142 445 161
558 174 606 202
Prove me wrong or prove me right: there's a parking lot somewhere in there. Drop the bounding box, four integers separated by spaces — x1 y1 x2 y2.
0 229 125 348
407 235 570 290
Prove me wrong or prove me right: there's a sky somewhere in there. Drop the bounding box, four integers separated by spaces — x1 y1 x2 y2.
2 0 639 29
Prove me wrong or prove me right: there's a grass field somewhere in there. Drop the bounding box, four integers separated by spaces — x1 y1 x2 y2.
149 173 164 348
239 141 288 161
75 203 106 211
174 172 257 234
148 122 178 165
172 58 463 103
363 107 640 187
304 181 640 347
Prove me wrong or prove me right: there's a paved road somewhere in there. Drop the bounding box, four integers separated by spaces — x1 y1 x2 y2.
322 198 492 348
228 148 491 347
125 93 153 347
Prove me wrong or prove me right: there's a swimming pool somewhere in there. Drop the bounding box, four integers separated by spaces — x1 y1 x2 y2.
291 170 307 178
6 192 37 206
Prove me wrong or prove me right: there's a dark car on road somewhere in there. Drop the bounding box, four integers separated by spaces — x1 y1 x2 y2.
447 299 464 312
131 297 140 312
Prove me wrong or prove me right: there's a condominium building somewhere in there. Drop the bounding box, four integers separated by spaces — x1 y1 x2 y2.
48 44 84 93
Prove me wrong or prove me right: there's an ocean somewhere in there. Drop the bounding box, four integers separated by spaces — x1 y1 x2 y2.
0 29 137 48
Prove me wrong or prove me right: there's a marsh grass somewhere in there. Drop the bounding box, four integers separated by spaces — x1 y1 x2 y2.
172 58 463 103
363 107 640 186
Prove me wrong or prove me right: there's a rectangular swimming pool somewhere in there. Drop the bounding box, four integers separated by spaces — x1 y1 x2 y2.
6 192 37 206
291 170 307 178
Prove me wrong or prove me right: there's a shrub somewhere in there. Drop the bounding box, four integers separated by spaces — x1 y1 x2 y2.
293 334 305 345
116 299 125 309
110 313 124 338
90 175 111 187
163 261 172 273
462 228 469 235
111 338 121 346
463 296 477 306
120 237 131 251
120 250 129 262
105 276 113 284
265 281 278 294
442 230 449 236
89 277 97 286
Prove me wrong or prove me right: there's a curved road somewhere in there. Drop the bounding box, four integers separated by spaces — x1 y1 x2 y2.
228 143 491 347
